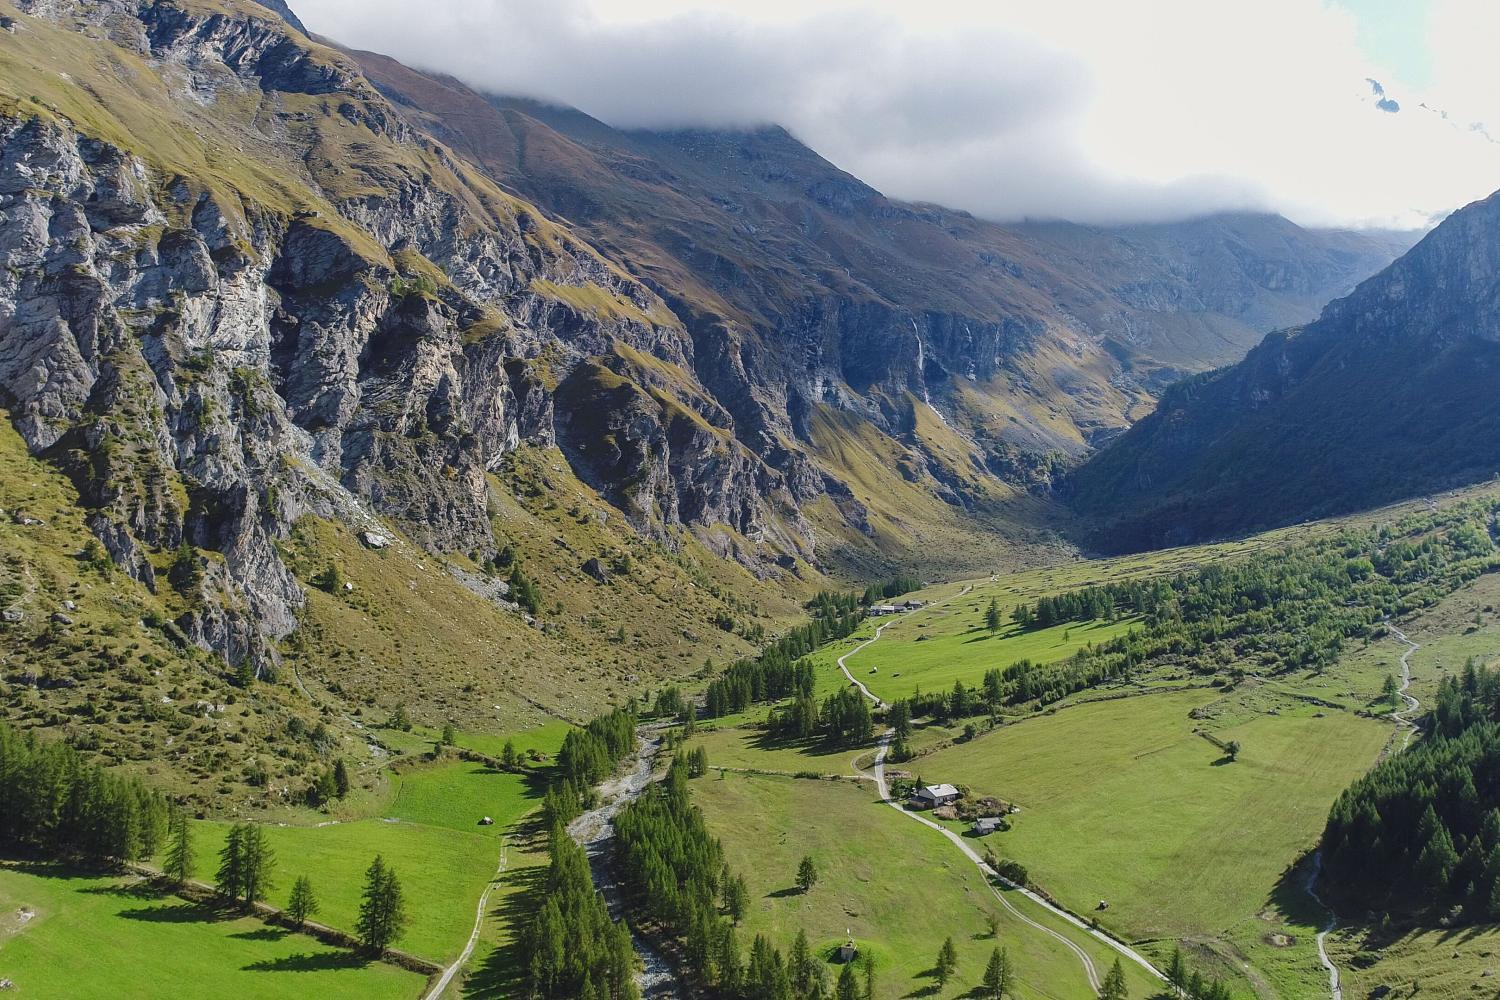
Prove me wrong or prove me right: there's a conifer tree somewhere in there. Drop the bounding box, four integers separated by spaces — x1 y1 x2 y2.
287 875 319 927
982 947 1013 999
986 599 1002 634
1167 946 1186 992
215 824 245 902
936 937 958 988
1100 959 1128 1000
356 854 408 952
240 823 275 910
836 964 860 1000
163 806 195 886
333 758 351 798
797 855 819 893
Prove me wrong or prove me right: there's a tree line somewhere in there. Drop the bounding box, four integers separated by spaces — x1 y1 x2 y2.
803 574 920 623
902 505 1500 725
613 754 844 1000
523 822 639 1000
1322 661 1500 922
704 650 819 720
767 687 873 746
547 705 639 826
0 718 168 865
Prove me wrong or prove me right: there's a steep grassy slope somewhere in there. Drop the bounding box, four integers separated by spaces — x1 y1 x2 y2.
1069 189 1500 552
0 409 351 808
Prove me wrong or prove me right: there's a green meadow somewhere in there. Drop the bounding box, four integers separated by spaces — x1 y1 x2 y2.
918 689 1391 993
0 863 423 999
190 760 535 962
812 613 1139 704
690 771 1161 1000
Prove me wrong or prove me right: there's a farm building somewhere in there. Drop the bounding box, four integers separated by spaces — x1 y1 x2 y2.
972 817 1005 836
910 784 960 809
867 604 900 617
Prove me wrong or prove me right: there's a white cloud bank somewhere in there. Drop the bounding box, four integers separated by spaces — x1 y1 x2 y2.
290 0 1500 229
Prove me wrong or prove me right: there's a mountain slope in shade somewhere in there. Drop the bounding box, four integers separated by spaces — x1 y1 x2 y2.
1067 189 1500 553
350 53 1413 475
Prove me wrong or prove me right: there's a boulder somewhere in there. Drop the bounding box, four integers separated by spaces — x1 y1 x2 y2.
581 557 610 583
360 530 392 550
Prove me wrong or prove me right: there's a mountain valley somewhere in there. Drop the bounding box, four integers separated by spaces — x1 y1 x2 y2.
3 2 1500 999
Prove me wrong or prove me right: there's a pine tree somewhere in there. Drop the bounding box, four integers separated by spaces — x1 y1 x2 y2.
440 721 457 746
836 963 860 1000
287 875 319 927
333 758 350 798
240 823 275 910
502 740 519 768
791 929 815 995
1100 958 1128 1000
215 823 245 902
985 911 1001 938
725 873 749 924
936 936 958 988
1382 672 1400 706
860 951 876 1000
163 806 194 886
986 599 1002 634
797 855 819 893
982 947 1013 999
1167 946 1186 991
356 854 408 952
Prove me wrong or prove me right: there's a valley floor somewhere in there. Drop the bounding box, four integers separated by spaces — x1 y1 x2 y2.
9 484 1500 998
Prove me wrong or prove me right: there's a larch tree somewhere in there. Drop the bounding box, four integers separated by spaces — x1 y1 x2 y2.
240 823 275 909
982 947 1013 999
356 854 408 952
797 855 819 893
936 936 958 988
287 875 319 927
163 806 194 886
1100 959 1128 1000
215 824 245 902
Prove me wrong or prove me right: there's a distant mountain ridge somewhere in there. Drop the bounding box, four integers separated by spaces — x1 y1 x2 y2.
354 54 1413 477
1067 188 1500 552
0 0 1415 682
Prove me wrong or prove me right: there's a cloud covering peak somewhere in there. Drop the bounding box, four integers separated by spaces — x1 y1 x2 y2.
292 0 1500 229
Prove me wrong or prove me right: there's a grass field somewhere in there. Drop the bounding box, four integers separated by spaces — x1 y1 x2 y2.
691 771 1162 1000
689 724 875 777
0 863 423 999
811 614 1139 705
189 759 534 962
917 689 1391 993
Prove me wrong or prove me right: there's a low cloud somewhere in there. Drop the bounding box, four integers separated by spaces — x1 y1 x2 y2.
290 0 1500 229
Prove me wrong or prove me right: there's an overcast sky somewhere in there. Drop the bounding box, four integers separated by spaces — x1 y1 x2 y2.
291 0 1500 229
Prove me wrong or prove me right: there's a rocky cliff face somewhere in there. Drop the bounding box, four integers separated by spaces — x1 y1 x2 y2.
0 0 1419 672
0 0 806 671
354 75 1412 469
1067 189 1500 552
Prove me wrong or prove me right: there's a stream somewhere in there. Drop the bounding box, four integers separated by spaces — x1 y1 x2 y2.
566 729 681 1000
